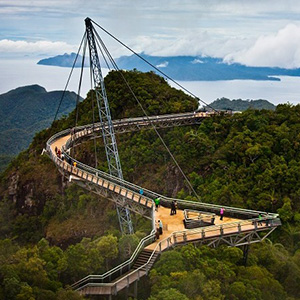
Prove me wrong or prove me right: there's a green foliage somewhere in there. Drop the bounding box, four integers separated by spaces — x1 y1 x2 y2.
118 234 140 260
209 97 276 111
152 251 185 275
149 244 289 300
148 288 190 300
0 85 80 170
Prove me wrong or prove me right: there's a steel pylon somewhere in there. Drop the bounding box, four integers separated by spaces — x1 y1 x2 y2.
85 17 133 234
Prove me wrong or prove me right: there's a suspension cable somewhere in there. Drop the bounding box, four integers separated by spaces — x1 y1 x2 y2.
93 27 201 200
89 49 98 168
91 19 216 112
75 35 87 128
52 32 87 124
95 36 111 70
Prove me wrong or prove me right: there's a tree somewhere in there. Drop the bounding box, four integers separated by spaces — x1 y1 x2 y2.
118 234 139 261
148 288 189 300
96 235 118 270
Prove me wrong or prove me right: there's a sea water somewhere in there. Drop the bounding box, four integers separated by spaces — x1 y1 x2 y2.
0 58 299 105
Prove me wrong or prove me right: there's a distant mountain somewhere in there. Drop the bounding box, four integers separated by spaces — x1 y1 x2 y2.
37 52 87 68
116 54 300 81
0 85 81 171
208 97 276 111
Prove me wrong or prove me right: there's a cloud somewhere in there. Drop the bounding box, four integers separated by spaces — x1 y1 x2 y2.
191 59 204 64
224 24 300 68
0 39 76 55
130 32 253 59
156 61 169 68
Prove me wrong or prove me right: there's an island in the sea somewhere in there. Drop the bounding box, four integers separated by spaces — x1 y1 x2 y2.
37 53 300 81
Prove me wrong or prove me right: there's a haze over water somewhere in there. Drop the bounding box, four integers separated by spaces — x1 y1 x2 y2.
1 58 299 106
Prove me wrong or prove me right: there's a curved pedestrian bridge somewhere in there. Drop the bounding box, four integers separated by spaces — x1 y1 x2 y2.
45 111 281 297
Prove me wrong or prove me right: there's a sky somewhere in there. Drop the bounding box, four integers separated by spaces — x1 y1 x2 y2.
1 0 300 68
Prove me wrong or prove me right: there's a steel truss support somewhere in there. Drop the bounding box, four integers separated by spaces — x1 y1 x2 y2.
242 244 250 265
190 227 277 249
85 17 133 234
73 177 152 220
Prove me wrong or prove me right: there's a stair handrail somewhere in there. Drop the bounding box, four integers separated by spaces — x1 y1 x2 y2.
73 234 173 291
71 229 156 290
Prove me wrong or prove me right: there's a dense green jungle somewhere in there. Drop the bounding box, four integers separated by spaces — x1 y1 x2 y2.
0 70 299 299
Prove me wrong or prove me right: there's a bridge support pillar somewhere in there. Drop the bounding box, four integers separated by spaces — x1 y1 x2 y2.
242 244 250 266
134 280 138 299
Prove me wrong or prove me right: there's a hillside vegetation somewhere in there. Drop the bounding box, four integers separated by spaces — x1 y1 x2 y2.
0 70 299 299
208 97 276 111
0 85 80 172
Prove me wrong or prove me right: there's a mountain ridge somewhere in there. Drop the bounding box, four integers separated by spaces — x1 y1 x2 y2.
0 84 81 171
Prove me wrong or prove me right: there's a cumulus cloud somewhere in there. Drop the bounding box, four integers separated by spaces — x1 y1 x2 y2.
0 39 76 55
224 24 300 69
191 59 204 64
130 31 252 59
156 61 169 68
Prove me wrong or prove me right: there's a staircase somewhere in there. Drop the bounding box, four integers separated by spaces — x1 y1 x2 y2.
132 249 159 271
77 248 159 296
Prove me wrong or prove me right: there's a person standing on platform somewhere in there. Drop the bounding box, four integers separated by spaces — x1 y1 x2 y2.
258 213 263 226
158 219 163 235
139 188 144 195
174 201 178 215
154 197 160 211
171 201 175 215
220 207 225 221
155 228 160 240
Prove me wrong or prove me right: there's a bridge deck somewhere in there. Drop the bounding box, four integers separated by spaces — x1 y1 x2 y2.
146 206 256 251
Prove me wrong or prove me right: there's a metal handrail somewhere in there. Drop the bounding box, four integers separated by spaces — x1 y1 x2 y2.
71 230 156 289
48 117 279 217
46 120 280 220
73 234 173 291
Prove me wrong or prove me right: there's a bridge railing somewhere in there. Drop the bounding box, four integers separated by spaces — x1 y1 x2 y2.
172 216 281 245
62 147 276 221
47 123 279 222
64 111 205 149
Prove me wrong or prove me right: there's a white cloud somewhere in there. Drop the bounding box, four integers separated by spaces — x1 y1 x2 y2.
0 39 76 55
130 32 253 59
156 61 169 68
191 59 204 64
224 24 300 68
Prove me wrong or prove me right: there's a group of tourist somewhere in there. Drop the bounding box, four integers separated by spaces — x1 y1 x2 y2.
54 147 76 167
